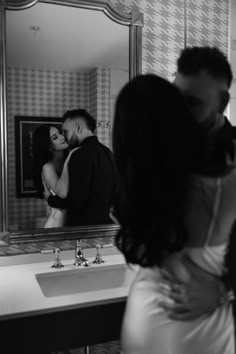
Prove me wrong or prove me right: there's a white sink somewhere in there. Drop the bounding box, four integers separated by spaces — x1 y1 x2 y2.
35 263 136 298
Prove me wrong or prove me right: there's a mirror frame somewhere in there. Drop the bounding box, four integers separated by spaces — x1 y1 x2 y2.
0 0 143 245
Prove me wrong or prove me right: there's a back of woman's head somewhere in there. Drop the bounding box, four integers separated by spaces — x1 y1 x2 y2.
32 125 52 198
113 74 203 266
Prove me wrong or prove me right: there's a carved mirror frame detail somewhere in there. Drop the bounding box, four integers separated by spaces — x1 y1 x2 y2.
0 0 143 245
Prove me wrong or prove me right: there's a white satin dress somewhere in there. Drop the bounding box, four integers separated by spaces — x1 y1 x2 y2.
121 171 236 354
42 176 66 228
121 245 234 354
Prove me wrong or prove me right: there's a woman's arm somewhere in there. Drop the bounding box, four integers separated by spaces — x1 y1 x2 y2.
42 163 68 198
55 148 80 197
42 163 59 196
42 148 79 199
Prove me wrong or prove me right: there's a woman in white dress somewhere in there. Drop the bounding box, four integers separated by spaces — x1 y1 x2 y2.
112 74 235 353
33 124 71 228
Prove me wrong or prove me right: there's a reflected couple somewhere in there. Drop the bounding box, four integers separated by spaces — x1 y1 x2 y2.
32 109 117 228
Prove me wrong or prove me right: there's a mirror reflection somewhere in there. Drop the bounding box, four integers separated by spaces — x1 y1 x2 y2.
6 2 129 231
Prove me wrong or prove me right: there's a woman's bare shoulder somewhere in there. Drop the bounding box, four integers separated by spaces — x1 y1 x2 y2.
42 162 56 177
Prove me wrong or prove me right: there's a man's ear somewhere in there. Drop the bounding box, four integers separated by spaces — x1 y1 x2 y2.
219 91 230 114
76 120 81 133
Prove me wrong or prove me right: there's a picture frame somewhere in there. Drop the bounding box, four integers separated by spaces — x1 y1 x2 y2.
15 116 63 198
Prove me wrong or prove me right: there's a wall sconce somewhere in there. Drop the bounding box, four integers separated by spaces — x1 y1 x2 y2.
96 120 110 128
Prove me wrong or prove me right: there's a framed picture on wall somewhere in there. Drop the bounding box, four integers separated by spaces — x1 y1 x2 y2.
15 116 63 198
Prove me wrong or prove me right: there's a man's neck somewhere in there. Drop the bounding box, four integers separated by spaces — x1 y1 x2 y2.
79 132 94 144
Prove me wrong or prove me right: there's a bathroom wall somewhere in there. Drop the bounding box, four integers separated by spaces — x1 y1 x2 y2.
89 67 112 147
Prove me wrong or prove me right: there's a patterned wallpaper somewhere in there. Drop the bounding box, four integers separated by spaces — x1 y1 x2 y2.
95 68 111 147
88 68 98 124
88 68 111 148
185 0 228 53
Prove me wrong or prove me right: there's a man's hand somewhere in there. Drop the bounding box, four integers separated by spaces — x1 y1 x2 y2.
159 255 225 321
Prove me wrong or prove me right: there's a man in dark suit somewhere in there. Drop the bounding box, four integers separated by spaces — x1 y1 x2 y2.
46 108 117 226
159 46 236 322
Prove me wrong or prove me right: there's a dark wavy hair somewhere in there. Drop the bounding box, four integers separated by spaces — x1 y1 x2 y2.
112 74 208 267
63 108 97 133
32 125 61 198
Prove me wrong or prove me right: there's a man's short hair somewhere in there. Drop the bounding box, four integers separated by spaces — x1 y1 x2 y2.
177 46 233 88
63 108 97 133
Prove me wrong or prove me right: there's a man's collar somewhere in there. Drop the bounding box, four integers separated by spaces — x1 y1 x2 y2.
79 135 97 146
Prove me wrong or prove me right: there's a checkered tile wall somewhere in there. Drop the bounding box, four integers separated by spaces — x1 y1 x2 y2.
186 0 228 53
88 68 97 122
94 68 111 148
88 67 111 148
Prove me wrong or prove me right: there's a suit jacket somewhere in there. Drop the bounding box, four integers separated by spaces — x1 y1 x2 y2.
48 136 118 226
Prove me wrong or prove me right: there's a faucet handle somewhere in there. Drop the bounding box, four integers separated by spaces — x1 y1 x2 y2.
92 245 105 264
41 248 64 269
101 243 114 248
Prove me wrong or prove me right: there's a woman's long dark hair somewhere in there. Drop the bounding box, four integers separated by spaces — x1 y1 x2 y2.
32 125 55 198
112 74 208 267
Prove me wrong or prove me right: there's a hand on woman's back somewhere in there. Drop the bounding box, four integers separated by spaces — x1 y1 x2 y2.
162 253 191 284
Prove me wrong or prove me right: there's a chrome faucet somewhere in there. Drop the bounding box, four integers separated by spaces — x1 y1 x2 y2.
92 243 114 264
41 248 64 269
74 240 89 267
92 245 105 264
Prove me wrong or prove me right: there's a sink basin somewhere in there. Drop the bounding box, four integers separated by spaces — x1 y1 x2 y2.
35 264 136 297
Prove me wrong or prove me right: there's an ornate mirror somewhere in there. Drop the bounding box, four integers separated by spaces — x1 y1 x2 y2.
0 0 143 245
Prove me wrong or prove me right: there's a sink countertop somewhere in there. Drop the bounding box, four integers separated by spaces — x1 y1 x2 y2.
0 249 135 321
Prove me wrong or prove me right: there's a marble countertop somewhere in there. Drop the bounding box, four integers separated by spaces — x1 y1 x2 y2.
0 247 136 321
